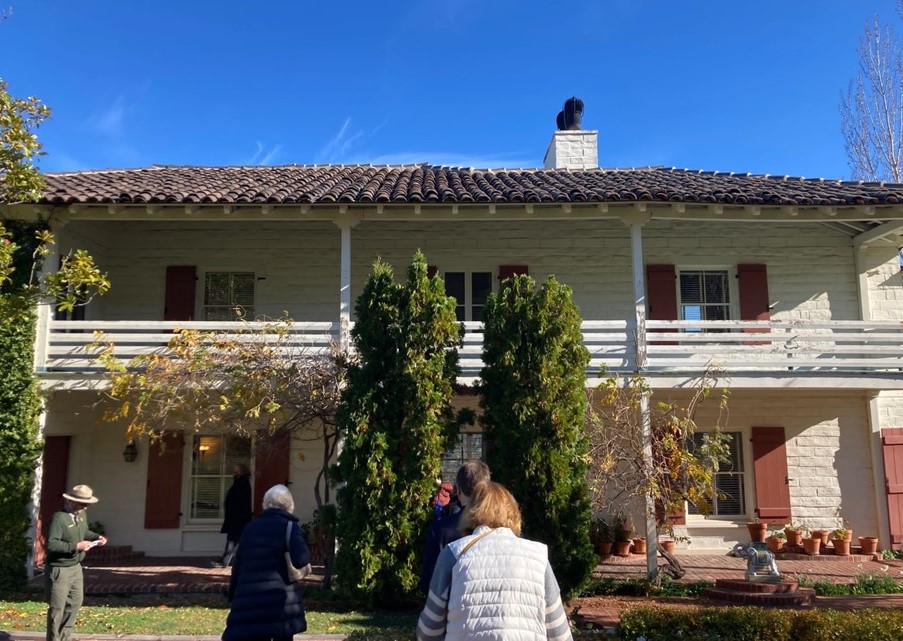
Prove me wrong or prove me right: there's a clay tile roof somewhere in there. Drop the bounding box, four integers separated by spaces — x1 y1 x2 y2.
35 164 903 207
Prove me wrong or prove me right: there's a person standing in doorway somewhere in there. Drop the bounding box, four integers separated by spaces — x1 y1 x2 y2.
45 484 106 641
419 459 490 593
219 463 252 567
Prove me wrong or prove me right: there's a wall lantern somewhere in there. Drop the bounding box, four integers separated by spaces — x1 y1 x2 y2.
122 439 138 463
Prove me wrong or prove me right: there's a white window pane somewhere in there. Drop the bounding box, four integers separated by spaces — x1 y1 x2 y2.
682 305 702 322
205 273 231 306
680 272 703 303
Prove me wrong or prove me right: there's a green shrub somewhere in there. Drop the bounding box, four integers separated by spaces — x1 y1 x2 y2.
332 252 468 607
479 274 595 599
796 572 903 596
580 577 714 597
0 307 43 592
617 607 903 641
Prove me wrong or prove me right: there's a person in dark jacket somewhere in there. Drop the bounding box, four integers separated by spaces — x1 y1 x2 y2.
219 464 252 567
223 484 310 641
418 460 490 593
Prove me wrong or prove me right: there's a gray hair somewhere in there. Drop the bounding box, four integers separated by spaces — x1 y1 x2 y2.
262 484 295 513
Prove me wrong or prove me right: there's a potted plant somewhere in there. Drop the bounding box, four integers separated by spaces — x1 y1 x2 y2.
831 528 851 556
859 536 879 555
783 522 803 547
746 518 768 543
802 532 821 556
612 516 632 557
766 529 786 553
632 536 647 555
809 528 830 546
659 538 677 554
590 517 613 557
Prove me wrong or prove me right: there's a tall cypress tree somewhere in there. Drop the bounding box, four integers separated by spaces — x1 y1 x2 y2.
479 274 595 599
332 251 464 606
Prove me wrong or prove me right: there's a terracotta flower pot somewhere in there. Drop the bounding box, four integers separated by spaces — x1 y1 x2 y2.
810 530 830 546
802 537 821 556
831 538 851 556
859 536 879 555
632 537 647 554
595 541 613 557
766 536 785 553
612 541 631 557
784 528 803 546
747 522 768 542
659 539 677 555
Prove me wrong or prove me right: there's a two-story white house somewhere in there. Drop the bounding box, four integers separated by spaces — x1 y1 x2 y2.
6 122 903 562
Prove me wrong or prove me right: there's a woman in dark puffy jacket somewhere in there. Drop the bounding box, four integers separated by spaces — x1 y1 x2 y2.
223 484 310 641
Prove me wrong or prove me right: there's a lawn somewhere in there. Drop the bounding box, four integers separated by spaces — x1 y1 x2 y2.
0 594 418 636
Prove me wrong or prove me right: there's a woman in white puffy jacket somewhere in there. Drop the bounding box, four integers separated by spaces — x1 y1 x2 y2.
417 481 573 641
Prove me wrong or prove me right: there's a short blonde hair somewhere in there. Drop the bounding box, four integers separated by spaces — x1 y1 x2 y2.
459 481 521 536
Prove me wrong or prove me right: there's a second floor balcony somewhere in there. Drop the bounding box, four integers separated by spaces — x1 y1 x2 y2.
36 318 903 391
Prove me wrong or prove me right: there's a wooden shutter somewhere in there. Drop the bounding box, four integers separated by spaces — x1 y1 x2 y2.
646 265 677 320
750 426 792 523
882 428 903 545
254 431 291 515
164 266 197 321
145 433 185 529
738 264 770 341
36 436 71 566
498 265 528 282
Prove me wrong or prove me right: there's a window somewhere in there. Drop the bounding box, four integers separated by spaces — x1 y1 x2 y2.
189 435 252 520
444 271 492 321
441 433 484 482
679 269 730 322
687 431 745 516
204 272 255 321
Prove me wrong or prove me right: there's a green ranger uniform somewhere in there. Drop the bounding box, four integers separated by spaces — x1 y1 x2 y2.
45 510 101 641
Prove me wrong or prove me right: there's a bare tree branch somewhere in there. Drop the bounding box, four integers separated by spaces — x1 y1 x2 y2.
841 15 903 182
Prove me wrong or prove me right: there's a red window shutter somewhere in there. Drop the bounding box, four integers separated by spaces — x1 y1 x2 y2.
751 426 792 523
498 265 528 282
164 266 197 321
254 431 291 515
738 264 770 321
145 433 185 529
36 436 71 566
646 265 677 320
427 265 438 279
881 428 903 545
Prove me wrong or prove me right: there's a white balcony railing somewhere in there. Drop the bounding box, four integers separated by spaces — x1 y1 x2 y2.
38 318 903 381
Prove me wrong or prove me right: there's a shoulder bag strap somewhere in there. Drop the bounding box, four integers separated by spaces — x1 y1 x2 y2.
458 528 495 556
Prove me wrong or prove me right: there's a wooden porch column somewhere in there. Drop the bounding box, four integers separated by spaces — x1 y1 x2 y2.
336 219 357 351
28 222 64 578
623 209 657 582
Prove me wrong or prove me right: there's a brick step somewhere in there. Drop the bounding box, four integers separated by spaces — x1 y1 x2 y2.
774 548 877 562
702 587 816 607
714 578 800 594
84 545 146 565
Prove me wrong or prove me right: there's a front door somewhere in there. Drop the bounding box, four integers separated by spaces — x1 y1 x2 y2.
36 436 71 567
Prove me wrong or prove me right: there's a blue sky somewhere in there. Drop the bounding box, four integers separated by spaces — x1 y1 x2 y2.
1 0 900 178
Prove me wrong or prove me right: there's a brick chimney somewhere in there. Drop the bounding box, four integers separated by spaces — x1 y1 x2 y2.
543 97 598 169
543 129 599 169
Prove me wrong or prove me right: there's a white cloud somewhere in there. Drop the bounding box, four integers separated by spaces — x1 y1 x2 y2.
247 142 284 166
85 96 127 136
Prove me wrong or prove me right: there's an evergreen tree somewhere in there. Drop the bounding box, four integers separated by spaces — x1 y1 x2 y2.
479 274 595 599
332 251 466 606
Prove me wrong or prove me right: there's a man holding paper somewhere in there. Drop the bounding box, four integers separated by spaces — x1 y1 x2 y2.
45 484 106 641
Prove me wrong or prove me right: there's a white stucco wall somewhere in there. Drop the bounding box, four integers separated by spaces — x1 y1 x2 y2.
42 390 326 557
651 390 878 551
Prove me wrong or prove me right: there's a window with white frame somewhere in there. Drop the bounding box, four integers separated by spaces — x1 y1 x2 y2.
441 433 484 482
444 271 492 322
687 431 746 516
203 272 255 321
189 434 252 520
679 269 730 322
